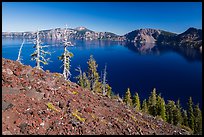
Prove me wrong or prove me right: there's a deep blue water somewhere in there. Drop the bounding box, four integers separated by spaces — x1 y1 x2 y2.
2 38 202 108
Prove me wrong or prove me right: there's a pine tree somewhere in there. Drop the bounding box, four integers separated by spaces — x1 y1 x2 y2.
166 100 181 126
182 109 189 127
87 55 102 93
176 99 183 126
156 95 162 115
166 100 176 124
31 30 51 70
95 81 102 93
123 88 133 107
156 95 166 121
82 72 91 90
132 92 141 111
58 25 73 81
193 103 202 135
187 97 195 131
148 88 157 116
173 105 181 126
106 84 112 98
142 99 148 113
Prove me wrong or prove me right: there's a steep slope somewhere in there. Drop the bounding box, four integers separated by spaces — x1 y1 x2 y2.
2 58 190 135
124 28 177 44
124 28 162 43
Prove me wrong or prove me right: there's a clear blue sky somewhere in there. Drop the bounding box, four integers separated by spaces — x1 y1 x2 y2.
2 2 202 35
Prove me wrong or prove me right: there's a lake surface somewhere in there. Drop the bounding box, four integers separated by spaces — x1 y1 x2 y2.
2 38 202 108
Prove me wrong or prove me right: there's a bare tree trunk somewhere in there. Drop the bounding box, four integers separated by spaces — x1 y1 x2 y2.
17 39 25 63
63 46 67 80
36 32 41 69
102 64 107 96
67 54 71 80
31 30 50 70
60 24 73 81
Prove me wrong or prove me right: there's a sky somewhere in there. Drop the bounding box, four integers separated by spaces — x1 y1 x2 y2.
2 2 202 35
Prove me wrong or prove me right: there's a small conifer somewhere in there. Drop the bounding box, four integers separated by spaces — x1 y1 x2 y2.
123 88 133 107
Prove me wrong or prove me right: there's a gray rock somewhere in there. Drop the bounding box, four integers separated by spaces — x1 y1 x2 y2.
19 123 28 134
2 101 13 110
2 87 20 95
25 89 44 101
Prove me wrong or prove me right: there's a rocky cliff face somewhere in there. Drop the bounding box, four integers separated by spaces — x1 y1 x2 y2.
2 27 125 41
2 58 190 135
124 28 163 43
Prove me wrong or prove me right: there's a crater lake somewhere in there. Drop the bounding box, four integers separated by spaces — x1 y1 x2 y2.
2 38 202 108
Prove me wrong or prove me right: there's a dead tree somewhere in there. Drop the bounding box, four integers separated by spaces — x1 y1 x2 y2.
58 25 73 80
17 33 25 63
102 64 107 96
31 30 50 70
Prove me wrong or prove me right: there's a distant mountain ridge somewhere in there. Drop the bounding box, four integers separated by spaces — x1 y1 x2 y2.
2 27 125 41
156 27 202 50
2 27 202 50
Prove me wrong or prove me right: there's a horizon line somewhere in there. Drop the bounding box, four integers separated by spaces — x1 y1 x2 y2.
2 26 202 36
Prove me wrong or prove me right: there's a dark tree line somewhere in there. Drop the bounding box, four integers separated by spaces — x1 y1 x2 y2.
123 88 202 135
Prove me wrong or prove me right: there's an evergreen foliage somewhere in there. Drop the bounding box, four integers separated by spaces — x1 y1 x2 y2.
182 109 189 127
123 88 133 107
193 103 202 135
165 100 184 125
132 92 141 111
148 88 157 116
187 97 195 131
87 55 102 93
73 54 202 135
166 100 176 124
82 72 91 90
156 95 166 121
175 99 183 125
106 84 112 98
75 55 112 96
142 99 148 113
